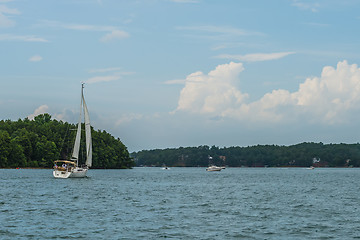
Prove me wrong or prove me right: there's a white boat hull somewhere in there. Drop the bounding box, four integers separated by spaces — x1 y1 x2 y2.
53 167 88 178
206 166 222 171
206 168 221 171
53 170 72 178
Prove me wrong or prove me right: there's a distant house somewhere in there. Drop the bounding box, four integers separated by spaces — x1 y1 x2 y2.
312 158 329 167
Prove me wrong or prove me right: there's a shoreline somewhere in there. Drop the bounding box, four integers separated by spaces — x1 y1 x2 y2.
2 166 357 169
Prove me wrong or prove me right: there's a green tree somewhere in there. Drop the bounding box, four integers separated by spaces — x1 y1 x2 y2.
8 140 26 167
0 130 11 167
0 114 133 168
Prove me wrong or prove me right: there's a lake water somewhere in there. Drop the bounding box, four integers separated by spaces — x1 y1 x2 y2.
1 167 360 239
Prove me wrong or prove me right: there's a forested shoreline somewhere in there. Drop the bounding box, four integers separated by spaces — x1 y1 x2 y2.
132 143 360 168
0 114 134 169
2 114 360 169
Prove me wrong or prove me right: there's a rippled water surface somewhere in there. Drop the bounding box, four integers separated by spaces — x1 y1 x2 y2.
1 167 360 239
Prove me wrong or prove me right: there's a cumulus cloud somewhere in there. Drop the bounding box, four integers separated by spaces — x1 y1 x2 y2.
29 55 42 62
28 105 49 120
100 30 129 42
291 61 360 123
216 52 295 62
175 60 360 125
175 62 248 114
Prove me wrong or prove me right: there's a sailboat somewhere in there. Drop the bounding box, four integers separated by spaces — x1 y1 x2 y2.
53 83 92 178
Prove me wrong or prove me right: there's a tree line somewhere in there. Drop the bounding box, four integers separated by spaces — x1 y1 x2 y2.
0 114 134 169
132 143 360 167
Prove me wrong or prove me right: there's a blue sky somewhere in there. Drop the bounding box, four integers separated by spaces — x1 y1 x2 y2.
1 0 360 152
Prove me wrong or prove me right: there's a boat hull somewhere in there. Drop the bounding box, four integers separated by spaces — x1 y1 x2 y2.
206 166 222 171
206 168 222 171
53 167 88 178
53 170 72 178
70 168 88 178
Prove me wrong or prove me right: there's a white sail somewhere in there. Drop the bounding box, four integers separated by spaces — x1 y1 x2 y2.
71 93 83 163
83 93 92 167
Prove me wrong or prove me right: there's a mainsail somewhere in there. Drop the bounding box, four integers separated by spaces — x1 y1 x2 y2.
71 90 83 163
83 94 92 167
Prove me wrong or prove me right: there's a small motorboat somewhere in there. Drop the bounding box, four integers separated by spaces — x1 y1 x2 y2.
206 165 222 171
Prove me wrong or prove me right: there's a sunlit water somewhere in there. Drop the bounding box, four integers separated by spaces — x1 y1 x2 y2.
1 167 360 239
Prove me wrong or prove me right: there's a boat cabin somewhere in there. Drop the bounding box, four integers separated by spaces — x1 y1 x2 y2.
54 160 76 171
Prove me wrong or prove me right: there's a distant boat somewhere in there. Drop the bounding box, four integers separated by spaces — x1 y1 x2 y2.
307 166 315 170
53 83 92 178
161 166 170 170
206 165 222 171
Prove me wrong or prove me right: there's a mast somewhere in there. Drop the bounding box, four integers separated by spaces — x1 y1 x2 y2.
83 84 92 167
71 83 83 166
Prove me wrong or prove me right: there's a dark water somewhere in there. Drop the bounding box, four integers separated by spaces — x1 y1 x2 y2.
1 168 360 239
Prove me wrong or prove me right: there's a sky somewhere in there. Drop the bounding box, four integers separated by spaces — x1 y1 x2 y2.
1 0 360 152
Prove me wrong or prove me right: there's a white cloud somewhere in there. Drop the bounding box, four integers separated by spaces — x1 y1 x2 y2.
100 30 129 42
66 24 116 32
52 109 77 122
86 69 134 84
0 5 19 14
164 79 186 85
291 61 360 123
0 4 20 27
0 34 48 42
292 0 320 12
175 62 248 114
211 42 245 51
28 105 49 120
36 20 130 42
216 52 295 62
29 55 42 62
38 20 117 32
175 60 360 125
86 74 121 84
88 67 122 73
177 25 261 37
0 12 14 27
